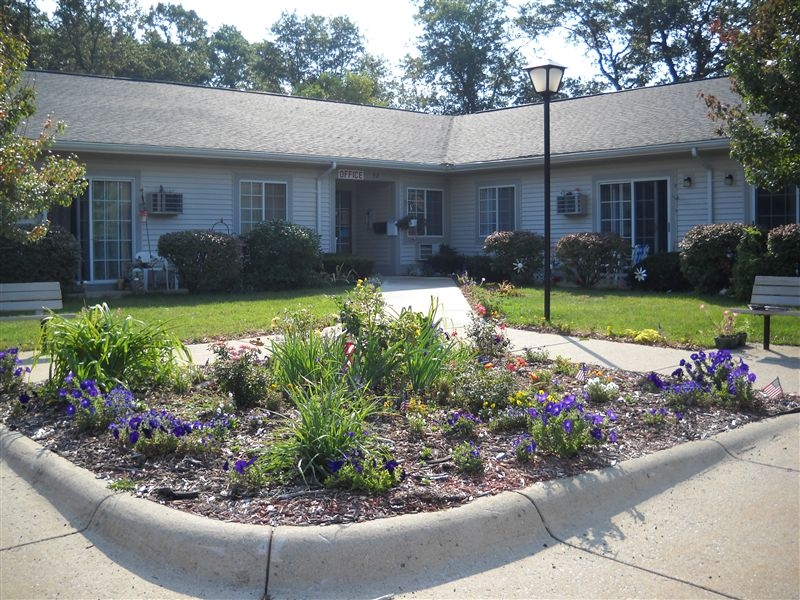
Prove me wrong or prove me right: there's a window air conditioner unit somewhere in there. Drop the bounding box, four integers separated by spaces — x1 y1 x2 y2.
417 243 441 260
148 191 183 214
556 191 584 215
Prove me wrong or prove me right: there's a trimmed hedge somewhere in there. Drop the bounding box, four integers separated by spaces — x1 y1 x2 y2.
483 230 545 284
679 223 746 294
243 220 322 290
556 232 628 288
426 244 464 276
321 254 375 279
628 252 691 292
0 225 80 290
158 230 243 293
767 223 800 276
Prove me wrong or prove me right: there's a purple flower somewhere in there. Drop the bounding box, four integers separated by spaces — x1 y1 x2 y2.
18 392 30 404
129 430 140 444
65 403 76 416
608 430 618 443
384 459 399 475
563 419 574 434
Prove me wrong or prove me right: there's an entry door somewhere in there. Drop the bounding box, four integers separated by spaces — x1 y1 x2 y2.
335 190 352 254
80 179 134 281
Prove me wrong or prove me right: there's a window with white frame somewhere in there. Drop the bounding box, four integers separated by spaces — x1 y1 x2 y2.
599 179 669 253
407 188 443 236
240 181 287 234
478 185 515 236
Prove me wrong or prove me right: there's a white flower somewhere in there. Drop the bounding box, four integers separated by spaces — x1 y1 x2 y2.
634 266 647 282
513 258 526 273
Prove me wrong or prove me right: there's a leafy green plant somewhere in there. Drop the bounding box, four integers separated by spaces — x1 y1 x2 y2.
451 441 483 474
483 230 545 284
556 232 628 288
108 478 137 491
679 223 746 293
325 447 404 493
269 330 345 391
444 410 480 438
767 223 800 276
243 220 322 290
0 347 28 400
452 363 515 413
513 433 537 463
526 393 615 458
211 343 275 409
38 303 190 392
0 225 81 291
158 230 243 293
465 314 510 359
583 377 620 403
261 380 381 486
628 252 691 292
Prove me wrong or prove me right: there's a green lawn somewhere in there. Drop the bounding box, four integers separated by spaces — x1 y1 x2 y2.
2 283 797 352
0 287 346 351
493 287 799 348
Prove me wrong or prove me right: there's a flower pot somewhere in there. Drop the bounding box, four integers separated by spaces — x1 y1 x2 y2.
736 332 747 347
714 335 739 350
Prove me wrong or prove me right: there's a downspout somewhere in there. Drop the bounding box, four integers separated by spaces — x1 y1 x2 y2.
691 147 714 222
317 161 337 251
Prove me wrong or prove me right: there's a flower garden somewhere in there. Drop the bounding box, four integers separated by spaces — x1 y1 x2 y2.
0 280 795 526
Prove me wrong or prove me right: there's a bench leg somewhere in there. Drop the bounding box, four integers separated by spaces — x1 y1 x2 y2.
763 315 771 351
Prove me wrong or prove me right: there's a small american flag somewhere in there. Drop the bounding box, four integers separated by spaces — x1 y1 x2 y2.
761 377 783 399
575 363 587 382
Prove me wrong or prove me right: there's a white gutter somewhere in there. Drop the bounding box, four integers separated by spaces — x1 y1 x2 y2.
317 161 337 249
691 147 714 222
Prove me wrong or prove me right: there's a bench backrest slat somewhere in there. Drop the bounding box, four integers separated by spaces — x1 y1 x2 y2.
750 276 800 308
0 282 63 313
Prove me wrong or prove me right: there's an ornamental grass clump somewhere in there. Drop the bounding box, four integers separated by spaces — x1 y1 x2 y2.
38 303 190 393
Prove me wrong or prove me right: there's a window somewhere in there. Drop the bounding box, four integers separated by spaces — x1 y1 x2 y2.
79 179 133 282
756 185 798 228
599 179 669 253
479 186 515 236
240 181 287 234
407 188 443 236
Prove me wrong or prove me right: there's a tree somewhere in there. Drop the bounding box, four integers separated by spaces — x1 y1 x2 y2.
265 11 391 104
139 2 210 84
206 25 252 89
43 0 144 77
1 21 87 242
404 0 522 114
703 0 800 190
518 0 749 92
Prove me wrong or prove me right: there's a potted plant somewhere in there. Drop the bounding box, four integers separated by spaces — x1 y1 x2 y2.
395 215 425 233
700 304 746 349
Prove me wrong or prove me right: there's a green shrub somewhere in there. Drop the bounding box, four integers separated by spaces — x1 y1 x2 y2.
679 223 746 294
483 230 545 284
426 244 464 275
243 220 322 290
210 343 276 410
461 254 504 282
321 254 375 279
556 232 628 288
158 230 242 293
0 226 80 291
731 227 769 300
38 303 190 392
628 252 691 292
767 223 800 276
451 441 483 474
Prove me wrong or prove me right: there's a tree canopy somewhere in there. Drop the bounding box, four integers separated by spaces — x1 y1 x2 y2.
703 0 799 190
1 20 86 242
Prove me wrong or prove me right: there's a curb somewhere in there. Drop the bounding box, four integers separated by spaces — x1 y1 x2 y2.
1 416 794 598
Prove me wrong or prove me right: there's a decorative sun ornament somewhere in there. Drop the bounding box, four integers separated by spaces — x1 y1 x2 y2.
634 267 647 282
513 258 526 273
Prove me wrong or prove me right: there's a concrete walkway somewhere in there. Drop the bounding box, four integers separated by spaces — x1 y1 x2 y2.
2 276 799 599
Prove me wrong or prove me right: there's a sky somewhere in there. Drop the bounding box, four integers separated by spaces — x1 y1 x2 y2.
38 0 596 79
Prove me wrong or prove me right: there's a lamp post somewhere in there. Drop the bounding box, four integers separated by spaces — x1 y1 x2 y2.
525 60 566 322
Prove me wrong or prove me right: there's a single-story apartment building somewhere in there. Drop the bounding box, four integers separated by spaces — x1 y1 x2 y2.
26 70 799 284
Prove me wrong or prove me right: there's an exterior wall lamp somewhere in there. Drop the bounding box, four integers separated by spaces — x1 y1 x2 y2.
683 176 693 188
525 60 566 322
725 173 734 186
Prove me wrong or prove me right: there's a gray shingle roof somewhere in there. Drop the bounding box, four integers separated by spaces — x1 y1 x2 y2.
28 71 736 169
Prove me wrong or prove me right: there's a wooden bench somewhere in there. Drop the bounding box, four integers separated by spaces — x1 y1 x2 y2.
732 276 800 350
0 282 63 318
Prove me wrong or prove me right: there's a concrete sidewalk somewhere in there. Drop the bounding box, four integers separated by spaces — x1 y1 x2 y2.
2 275 799 598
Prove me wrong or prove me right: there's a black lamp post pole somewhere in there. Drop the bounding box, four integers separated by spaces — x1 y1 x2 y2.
542 89 552 322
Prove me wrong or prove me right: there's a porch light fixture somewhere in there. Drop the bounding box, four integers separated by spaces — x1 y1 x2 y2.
525 60 566 322
683 176 693 188
724 173 734 186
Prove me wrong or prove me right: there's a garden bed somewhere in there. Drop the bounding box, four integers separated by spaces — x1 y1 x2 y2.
3 354 796 528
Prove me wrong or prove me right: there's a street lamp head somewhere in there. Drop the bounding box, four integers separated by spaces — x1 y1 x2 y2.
525 60 566 96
